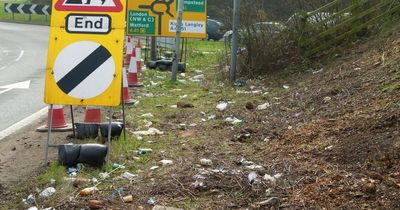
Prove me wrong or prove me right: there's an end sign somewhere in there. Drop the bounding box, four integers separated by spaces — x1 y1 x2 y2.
44 0 125 106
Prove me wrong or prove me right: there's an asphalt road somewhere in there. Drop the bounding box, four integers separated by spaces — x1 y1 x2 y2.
0 22 49 132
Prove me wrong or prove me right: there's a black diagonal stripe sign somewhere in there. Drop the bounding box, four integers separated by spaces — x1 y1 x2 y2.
52 41 116 100
57 45 111 94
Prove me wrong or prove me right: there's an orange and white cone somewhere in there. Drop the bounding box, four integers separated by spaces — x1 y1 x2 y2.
36 105 73 132
127 50 142 87
124 36 133 66
83 106 102 123
122 67 135 104
135 40 142 72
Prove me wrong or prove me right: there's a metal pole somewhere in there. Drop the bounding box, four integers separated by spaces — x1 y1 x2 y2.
70 105 75 138
106 107 113 164
120 76 126 141
171 0 184 82
150 36 157 61
44 105 53 166
230 0 241 83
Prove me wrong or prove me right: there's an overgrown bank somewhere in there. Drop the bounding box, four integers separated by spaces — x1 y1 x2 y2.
1 25 399 209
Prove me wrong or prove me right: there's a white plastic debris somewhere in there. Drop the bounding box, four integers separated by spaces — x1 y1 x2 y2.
324 96 332 103
208 115 216 120
216 102 228 111
189 123 197 127
144 120 153 127
200 158 213 166
170 105 178 109
147 197 156 205
263 174 276 184
49 179 56 186
39 187 56 198
180 95 188 99
23 194 35 205
133 128 164 136
248 172 258 184
121 172 138 181
256 103 270 110
150 166 160 170
246 165 264 170
99 172 110 180
141 113 154 118
27 207 38 210
159 160 174 165
283 85 290 89
224 117 238 122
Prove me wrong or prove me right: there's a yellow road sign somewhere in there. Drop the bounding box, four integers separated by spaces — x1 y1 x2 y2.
44 0 126 106
127 0 207 38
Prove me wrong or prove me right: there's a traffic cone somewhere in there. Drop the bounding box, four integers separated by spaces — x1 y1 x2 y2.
135 40 142 72
121 67 136 104
127 50 142 87
83 106 102 123
36 105 73 132
124 36 133 66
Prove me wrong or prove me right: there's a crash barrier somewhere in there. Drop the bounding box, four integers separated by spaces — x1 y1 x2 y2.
58 144 108 167
300 0 400 55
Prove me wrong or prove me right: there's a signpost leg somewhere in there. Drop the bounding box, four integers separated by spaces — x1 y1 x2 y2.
230 0 241 83
151 36 157 61
44 104 54 166
70 105 75 138
171 0 184 82
120 79 126 141
106 107 113 164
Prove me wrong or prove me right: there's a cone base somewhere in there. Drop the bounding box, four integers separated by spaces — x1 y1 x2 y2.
121 99 137 105
36 123 73 132
128 83 143 87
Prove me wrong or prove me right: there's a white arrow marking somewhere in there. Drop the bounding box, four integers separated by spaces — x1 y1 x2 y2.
29 4 36 14
0 80 30 95
5 4 12 13
17 4 24 14
42 5 49 15
15 50 24 62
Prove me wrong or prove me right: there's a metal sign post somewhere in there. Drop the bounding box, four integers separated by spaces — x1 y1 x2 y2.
106 107 113 164
44 105 54 165
171 0 184 82
230 0 240 83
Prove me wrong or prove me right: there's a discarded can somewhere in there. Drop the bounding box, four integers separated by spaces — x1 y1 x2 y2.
137 148 153 155
88 200 103 209
123 195 133 203
112 163 126 169
80 187 98 196
73 178 90 188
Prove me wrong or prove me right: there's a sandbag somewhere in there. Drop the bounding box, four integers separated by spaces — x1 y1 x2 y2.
76 144 108 167
99 122 124 138
75 123 99 139
58 144 107 167
58 144 81 167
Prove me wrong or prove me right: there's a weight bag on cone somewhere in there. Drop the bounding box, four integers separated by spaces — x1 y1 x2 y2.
99 122 124 138
75 123 99 139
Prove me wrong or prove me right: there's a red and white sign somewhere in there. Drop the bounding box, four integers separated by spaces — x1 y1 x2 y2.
54 0 123 12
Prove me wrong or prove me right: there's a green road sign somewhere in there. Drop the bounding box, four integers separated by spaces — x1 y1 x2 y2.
181 0 205 12
127 11 156 35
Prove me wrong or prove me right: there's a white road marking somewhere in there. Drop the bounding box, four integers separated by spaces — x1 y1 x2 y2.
0 80 30 95
15 50 24 61
0 66 6 71
0 106 47 141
